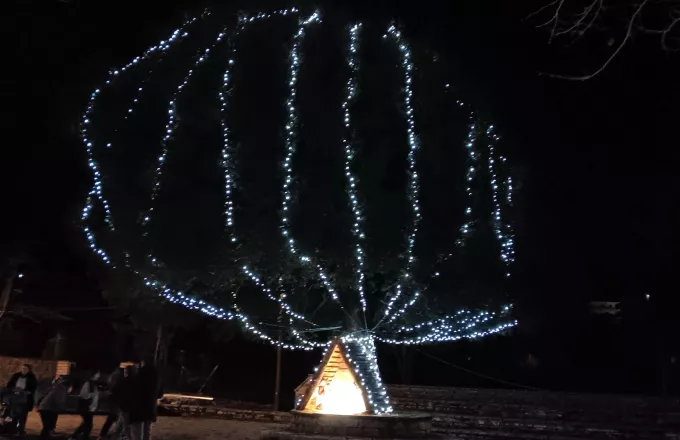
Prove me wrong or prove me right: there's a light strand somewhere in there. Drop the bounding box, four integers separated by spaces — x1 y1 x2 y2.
487 126 515 272
81 14 203 264
377 305 515 345
458 116 478 245
380 24 422 324
277 12 350 315
219 31 237 238
142 27 229 227
139 272 321 350
341 23 368 319
220 9 328 340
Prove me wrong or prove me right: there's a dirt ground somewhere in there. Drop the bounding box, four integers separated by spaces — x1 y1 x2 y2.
12 412 268 440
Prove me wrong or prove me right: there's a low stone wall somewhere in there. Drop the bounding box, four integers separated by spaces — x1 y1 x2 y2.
159 402 292 424
160 386 680 439
0 356 71 386
387 385 680 439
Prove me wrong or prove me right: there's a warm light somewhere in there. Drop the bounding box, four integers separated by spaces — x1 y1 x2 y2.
308 369 366 415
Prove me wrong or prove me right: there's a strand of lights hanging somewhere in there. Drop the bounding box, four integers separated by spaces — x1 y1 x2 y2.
393 307 507 333
340 22 369 318
214 8 336 340
377 321 517 345
486 126 515 272
81 13 204 265
142 27 229 228
247 10 335 326
276 11 353 317
377 305 515 345
379 24 422 325
458 117 478 245
219 29 237 239
114 17 206 145
418 93 473 283
214 8 325 334
138 269 323 350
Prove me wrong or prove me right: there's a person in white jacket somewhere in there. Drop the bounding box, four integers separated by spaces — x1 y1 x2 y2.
69 372 100 440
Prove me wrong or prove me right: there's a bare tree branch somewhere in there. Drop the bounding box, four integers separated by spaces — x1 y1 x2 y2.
529 0 680 78
554 0 603 38
530 0 651 80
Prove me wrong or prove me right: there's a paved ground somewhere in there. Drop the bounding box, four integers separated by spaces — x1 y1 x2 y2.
7 412 268 440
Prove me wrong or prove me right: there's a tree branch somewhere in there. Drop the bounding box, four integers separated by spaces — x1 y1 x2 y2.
542 0 650 80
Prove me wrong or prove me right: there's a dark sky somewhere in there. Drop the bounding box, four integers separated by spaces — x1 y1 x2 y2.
6 0 679 391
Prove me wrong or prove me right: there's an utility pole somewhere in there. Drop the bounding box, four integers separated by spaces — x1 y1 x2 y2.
0 263 17 324
273 290 284 411
274 329 283 411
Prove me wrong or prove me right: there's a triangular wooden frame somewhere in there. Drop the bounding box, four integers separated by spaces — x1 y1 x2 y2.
296 338 371 414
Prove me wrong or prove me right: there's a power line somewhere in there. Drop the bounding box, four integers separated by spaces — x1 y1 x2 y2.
415 348 543 391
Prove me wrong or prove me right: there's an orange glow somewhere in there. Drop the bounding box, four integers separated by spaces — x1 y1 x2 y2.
301 343 367 415
310 369 366 415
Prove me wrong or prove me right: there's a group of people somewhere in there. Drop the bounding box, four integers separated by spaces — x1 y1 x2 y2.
4 359 162 440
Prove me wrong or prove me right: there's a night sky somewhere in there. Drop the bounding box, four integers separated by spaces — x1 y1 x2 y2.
6 0 680 400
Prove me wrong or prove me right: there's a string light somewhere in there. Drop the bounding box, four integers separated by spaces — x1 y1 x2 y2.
219 33 237 238
275 12 354 316
80 13 204 264
377 321 517 345
142 28 229 228
487 125 515 270
379 24 422 325
279 12 320 258
341 23 369 318
459 117 478 244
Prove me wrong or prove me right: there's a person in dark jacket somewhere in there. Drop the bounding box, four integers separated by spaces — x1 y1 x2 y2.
128 360 162 440
99 366 134 440
6 364 38 435
37 377 72 440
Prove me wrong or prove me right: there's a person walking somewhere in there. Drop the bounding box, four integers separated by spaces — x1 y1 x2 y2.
37 377 72 440
99 366 134 440
69 372 101 440
6 364 38 436
128 360 162 440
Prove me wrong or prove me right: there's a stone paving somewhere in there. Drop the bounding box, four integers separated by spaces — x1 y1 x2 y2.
8 412 266 440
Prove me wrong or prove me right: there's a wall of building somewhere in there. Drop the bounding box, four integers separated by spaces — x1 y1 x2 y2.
0 356 71 386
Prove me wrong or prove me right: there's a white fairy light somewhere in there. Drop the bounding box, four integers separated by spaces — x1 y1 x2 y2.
80 14 202 264
487 126 515 270
380 24 422 324
142 28 229 228
341 23 369 318
219 36 237 238
459 117 478 244
276 11 349 314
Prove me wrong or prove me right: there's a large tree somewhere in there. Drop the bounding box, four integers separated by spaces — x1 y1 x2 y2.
80 7 517 413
